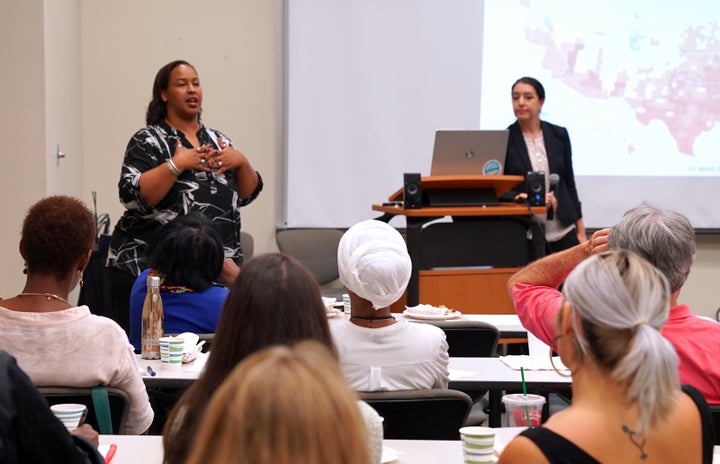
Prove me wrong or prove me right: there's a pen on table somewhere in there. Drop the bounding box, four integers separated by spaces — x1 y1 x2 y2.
105 443 117 464
146 365 156 377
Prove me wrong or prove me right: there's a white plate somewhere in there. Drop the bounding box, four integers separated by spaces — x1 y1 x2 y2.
326 308 342 318
381 446 399 463
403 309 462 320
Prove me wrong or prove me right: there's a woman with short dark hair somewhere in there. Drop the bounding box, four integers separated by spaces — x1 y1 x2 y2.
128 213 228 351
0 195 153 434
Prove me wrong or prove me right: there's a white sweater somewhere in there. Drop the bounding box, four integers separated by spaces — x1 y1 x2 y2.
0 304 154 434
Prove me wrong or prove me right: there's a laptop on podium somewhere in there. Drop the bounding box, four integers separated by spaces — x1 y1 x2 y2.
430 129 509 176
427 129 510 206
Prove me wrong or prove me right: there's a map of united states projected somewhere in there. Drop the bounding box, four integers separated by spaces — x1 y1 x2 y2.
479 1 720 176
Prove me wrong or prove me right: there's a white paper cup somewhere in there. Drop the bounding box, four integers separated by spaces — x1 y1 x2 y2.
459 426 495 464
160 336 185 369
51 403 87 431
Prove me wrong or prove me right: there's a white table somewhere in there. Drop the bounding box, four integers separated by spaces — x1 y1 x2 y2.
97 427 523 464
137 353 208 388
449 357 571 389
100 435 163 464
394 312 527 338
328 311 526 338
99 432 720 463
449 357 572 427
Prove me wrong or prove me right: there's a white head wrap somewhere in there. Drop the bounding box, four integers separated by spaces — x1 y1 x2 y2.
337 220 412 309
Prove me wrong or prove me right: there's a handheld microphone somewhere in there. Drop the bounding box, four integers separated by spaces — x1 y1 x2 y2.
547 173 560 220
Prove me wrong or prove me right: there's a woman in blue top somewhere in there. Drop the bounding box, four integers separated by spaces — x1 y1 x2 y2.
129 213 229 351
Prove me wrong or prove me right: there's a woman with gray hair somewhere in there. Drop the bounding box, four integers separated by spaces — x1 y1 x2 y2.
499 250 712 464
329 219 449 391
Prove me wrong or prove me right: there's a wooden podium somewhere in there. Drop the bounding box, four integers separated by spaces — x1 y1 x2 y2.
373 175 545 314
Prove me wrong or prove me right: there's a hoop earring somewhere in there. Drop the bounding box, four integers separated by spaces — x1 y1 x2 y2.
549 334 573 378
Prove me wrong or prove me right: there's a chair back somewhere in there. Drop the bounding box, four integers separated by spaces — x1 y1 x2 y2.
240 231 254 261
359 389 472 440
276 228 345 295
197 333 215 352
39 386 130 434
710 404 720 445
430 320 499 358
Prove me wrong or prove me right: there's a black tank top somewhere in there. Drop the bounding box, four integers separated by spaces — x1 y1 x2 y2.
519 385 712 464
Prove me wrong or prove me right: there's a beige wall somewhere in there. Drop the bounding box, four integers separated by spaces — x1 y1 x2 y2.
1 0 719 320
0 0 47 295
80 0 280 256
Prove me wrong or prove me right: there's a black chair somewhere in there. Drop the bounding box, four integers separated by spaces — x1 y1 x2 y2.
197 333 215 353
432 320 499 425
430 320 499 358
359 389 472 440
39 386 130 434
710 404 720 445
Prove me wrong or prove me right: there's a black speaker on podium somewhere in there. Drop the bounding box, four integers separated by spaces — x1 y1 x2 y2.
403 173 422 209
526 171 546 206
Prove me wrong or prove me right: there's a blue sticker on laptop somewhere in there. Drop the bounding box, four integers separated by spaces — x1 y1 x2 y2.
483 159 502 175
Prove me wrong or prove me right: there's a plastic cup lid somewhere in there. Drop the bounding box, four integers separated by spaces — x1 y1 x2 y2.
501 393 546 406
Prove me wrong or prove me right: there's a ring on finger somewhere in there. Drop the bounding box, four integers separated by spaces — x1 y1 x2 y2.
218 161 223 167
196 147 201 152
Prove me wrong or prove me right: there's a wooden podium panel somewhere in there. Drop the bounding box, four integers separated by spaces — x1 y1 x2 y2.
418 268 518 314
374 175 545 310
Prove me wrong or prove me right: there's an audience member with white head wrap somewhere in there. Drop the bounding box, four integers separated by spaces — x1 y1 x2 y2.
337 220 412 309
330 220 449 391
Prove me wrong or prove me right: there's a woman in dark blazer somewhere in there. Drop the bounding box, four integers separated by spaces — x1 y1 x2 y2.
502 76 586 253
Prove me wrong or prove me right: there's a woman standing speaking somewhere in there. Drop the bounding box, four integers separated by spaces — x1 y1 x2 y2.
107 60 263 333
503 76 585 253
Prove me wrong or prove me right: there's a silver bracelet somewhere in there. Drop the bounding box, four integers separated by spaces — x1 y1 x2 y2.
166 158 181 177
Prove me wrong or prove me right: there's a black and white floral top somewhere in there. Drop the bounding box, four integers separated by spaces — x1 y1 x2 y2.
107 121 263 277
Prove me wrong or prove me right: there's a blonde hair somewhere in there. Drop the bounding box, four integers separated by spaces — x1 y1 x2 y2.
185 341 371 464
563 250 679 436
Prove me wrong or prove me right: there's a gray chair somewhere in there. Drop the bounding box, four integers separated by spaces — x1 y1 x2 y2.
240 230 254 261
275 228 346 298
39 386 130 434
359 389 472 440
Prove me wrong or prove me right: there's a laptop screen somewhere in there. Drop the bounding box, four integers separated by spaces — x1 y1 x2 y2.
430 130 509 176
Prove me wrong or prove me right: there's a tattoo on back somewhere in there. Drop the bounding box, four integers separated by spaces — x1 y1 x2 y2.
622 425 648 460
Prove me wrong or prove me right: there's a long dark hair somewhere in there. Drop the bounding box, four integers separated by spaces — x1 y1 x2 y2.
145 60 195 125
162 253 336 464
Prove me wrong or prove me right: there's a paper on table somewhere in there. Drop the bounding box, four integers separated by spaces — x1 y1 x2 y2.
98 443 117 463
499 355 568 371
448 368 480 380
183 351 209 373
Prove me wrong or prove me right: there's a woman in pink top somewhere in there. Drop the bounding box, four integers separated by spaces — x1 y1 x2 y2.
0 196 153 434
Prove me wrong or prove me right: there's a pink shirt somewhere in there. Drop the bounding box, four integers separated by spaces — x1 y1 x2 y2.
512 282 720 404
